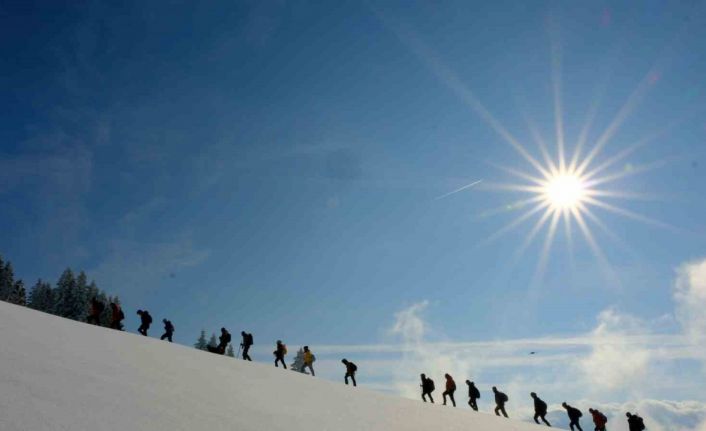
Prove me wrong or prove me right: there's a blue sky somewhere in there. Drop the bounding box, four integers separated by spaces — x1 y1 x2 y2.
2 1 706 429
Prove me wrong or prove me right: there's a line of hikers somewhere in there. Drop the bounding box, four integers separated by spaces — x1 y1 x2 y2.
86 297 357 385
419 373 646 430
87 297 645 430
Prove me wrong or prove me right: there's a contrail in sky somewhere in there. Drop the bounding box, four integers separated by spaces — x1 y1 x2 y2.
435 179 483 200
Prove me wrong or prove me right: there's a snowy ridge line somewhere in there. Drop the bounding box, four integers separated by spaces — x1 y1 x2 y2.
1 300 545 431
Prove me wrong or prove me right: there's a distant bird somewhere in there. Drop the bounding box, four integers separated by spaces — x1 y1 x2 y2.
529 351 537 355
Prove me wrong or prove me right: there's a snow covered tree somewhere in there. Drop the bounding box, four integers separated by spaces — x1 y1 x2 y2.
194 330 208 350
290 348 307 373
208 333 218 349
28 280 55 312
226 344 235 357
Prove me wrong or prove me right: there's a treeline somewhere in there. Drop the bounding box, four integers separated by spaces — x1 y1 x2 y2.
0 254 121 326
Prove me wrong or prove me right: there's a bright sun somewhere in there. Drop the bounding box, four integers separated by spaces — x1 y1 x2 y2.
543 173 586 209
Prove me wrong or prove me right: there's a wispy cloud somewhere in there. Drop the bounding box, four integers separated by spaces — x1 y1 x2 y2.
306 257 706 429
674 258 706 359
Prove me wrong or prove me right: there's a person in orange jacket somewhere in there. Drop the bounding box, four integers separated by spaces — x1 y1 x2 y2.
302 346 315 376
442 374 457 407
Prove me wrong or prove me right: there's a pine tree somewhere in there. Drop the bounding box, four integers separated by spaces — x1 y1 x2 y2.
75 271 90 322
208 333 218 349
54 268 80 319
194 330 208 350
290 348 307 373
28 279 55 312
8 280 26 305
0 257 15 301
226 344 235 357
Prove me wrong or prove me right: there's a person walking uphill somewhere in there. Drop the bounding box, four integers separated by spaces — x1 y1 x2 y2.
207 328 231 354
109 302 124 330
160 319 174 342
241 331 253 361
136 310 152 336
341 359 357 386
466 380 480 411
589 408 608 431
420 374 435 403
493 386 509 418
442 374 457 407
302 346 315 376
626 412 646 431
531 392 551 426
563 402 583 431
274 340 287 368
86 297 105 325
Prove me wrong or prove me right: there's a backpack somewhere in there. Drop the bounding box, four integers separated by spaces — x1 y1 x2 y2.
428 379 435 392
145 313 152 324
282 344 287 355
636 417 645 431
501 393 509 402
577 409 583 418
310 353 316 363
600 413 608 423
224 332 232 344
245 333 253 345
472 386 480 398
350 362 357 372
117 308 125 320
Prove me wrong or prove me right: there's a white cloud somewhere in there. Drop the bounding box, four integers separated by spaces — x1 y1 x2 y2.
308 259 706 429
674 258 706 356
577 308 652 393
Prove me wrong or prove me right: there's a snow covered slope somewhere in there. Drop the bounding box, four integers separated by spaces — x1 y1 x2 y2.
1 301 545 431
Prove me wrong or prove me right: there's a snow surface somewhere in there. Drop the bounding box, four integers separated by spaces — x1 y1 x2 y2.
1 301 547 431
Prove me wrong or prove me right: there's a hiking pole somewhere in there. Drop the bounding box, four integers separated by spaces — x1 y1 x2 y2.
237 344 242 360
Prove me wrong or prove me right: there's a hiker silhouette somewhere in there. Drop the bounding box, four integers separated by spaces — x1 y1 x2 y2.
342 359 357 386
420 374 435 403
136 310 152 336
86 297 104 325
493 386 509 418
531 392 551 426
207 328 230 354
589 408 608 431
160 319 174 342
626 412 646 431
442 374 456 407
563 402 583 431
240 331 253 361
274 340 287 368
465 380 480 411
